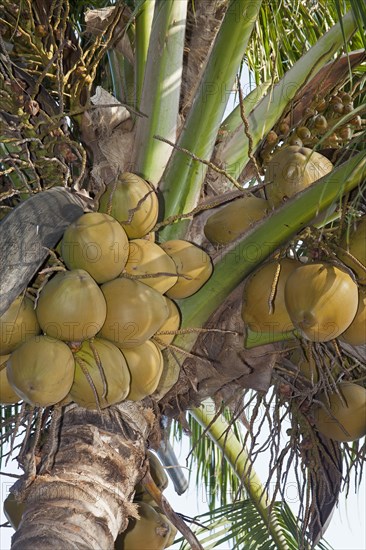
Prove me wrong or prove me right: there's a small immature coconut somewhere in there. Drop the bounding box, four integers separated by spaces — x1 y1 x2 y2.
124 239 178 293
36 269 107 341
338 216 366 285
0 354 20 404
284 262 359 342
0 295 40 354
61 212 129 283
100 278 169 348
340 286 366 346
7 336 74 407
115 502 171 550
70 338 130 409
160 240 213 299
264 145 333 207
119 340 163 401
241 259 301 335
314 382 366 442
99 172 158 238
204 196 268 245
153 297 181 349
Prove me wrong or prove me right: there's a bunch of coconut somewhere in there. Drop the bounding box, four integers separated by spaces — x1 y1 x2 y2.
241 254 366 443
0 173 213 410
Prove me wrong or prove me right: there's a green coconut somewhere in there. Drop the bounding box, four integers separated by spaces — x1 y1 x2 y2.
0 354 20 404
153 298 181 349
124 239 178 294
241 258 301 334
36 269 107 342
115 502 171 550
6 336 75 407
264 145 333 207
340 286 366 346
119 340 163 401
100 278 169 348
160 240 213 299
99 172 159 238
0 295 40 354
338 216 366 285
314 382 366 442
284 262 359 342
70 338 130 409
61 212 129 283
204 196 268 245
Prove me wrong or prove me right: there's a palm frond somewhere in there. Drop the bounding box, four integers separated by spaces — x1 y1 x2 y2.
174 500 334 549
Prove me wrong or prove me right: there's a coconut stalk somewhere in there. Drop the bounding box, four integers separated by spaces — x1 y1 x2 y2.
159 8 357 242
10 402 154 550
134 0 155 109
132 0 188 185
159 0 263 239
191 399 290 550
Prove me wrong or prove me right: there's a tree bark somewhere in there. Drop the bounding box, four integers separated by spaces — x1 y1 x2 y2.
10 402 156 550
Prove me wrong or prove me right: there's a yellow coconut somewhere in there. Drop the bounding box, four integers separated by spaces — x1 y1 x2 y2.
284 262 359 342
61 212 129 283
340 286 366 346
100 278 169 348
0 295 40 354
70 338 130 409
36 269 107 342
119 340 163 401
124 239 178 294
162 516 177 548
6 336 74 407
115 502 171 550
153 298 181 349
160 240 213 299
314 382 366 442
204 196 268 245
99 172 159 238
241 259 301 334
338 216 366 285
0 354 20 404
264 145 333 207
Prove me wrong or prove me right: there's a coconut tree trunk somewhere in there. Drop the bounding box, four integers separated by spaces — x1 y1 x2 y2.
10 402 155 550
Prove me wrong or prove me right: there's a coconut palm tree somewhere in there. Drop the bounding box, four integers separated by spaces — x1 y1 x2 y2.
0 0 365 548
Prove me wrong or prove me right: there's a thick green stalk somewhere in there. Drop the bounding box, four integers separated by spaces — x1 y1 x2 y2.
159 0 263 239
133 0 188 185
191 399 290 550
217 9 357 177
134 0 155 109
178 151 366 331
